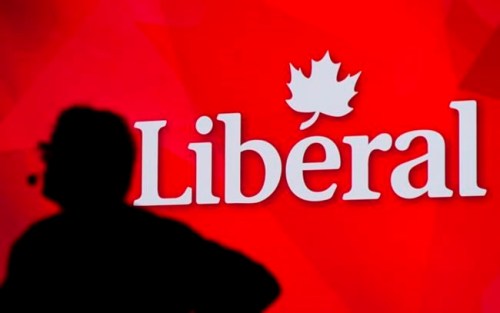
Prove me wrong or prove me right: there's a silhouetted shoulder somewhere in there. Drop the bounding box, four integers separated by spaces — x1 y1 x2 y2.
190 239 281 313
129 208 281 312
2 214 67 300
122 208 282 312
3 209 280 312
8 214 68 261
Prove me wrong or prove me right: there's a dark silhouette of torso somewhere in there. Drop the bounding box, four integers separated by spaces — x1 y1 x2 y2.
1 106 280 312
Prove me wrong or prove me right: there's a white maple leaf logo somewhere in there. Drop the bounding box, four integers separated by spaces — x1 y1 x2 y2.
286 51 361 130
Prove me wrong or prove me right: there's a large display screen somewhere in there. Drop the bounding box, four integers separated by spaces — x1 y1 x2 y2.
1 0 499 312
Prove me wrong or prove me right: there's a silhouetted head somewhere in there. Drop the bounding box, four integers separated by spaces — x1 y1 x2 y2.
41 106 135 211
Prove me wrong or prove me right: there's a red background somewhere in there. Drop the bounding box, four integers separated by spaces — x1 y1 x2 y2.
1 0 500 312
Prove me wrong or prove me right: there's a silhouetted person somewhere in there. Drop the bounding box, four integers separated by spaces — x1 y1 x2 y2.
1 106 280 312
